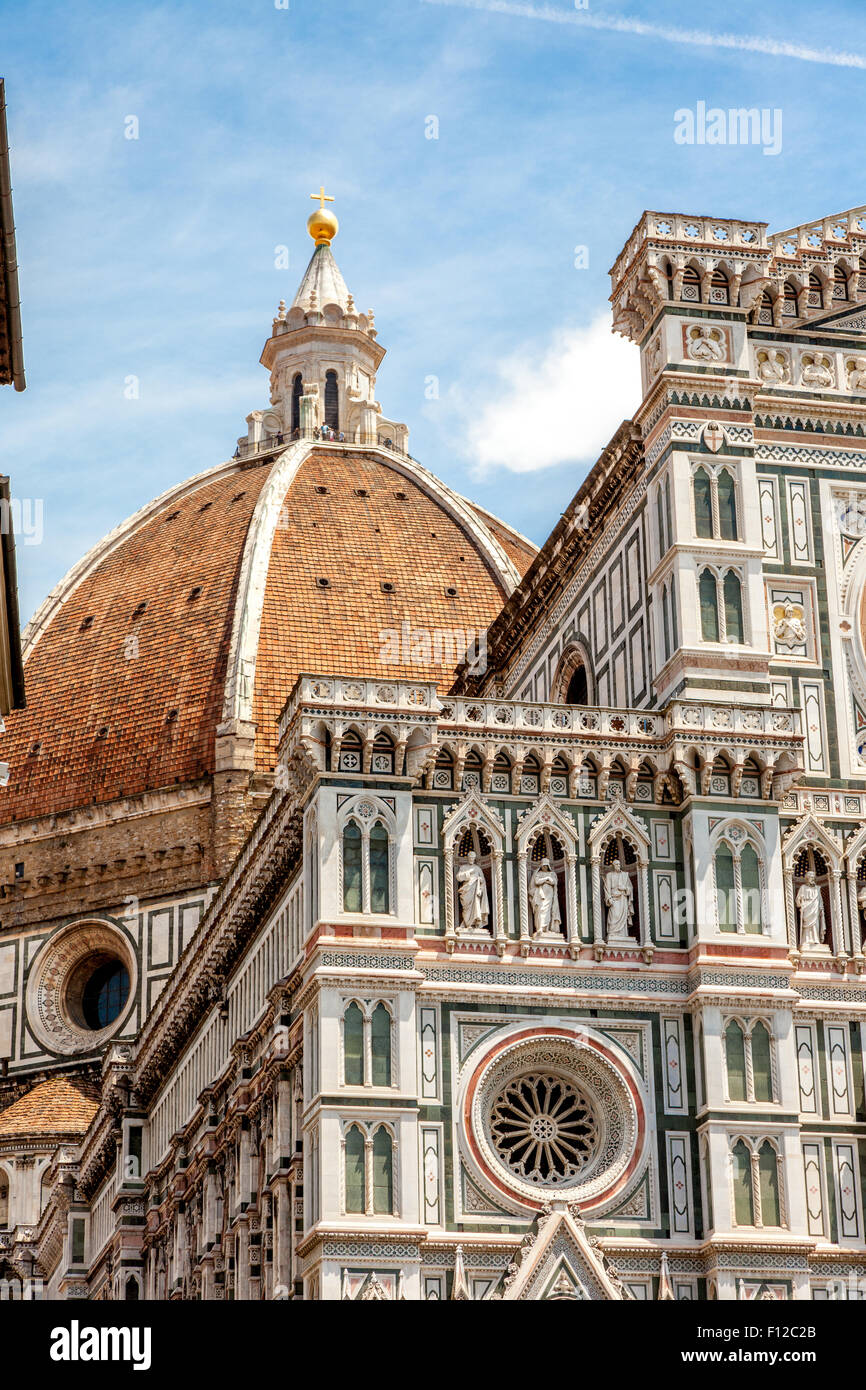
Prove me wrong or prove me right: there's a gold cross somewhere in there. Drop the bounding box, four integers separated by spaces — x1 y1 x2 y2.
310 185 335 210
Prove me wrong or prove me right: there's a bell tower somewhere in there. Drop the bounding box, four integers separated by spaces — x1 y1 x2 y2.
251 189 408 452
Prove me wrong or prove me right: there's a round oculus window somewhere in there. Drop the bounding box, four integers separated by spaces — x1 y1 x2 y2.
489 1072 599 1186
25 922 136 1056
462 1031 645 1212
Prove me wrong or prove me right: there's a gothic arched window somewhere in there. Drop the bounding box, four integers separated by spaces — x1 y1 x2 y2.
714 834 765 934
566 664 588 705
715 842 736 930
723 571 744 643
343 822 363 913
758 1142 782 1226
740 843 763 931
340 803 394 917
808 272 824 310
291 373 303 435
344 1002 365 1085
344 1126 366 1213
370 1003 392 1087
757 290 774 325
717 469 738 540
699 569 720 642
324 369 339 430
725 1021 747 1101
732 1140 754 1225
751 1021 773 1102
834 264 849 301
693 467 713 539
372 1128 394 1214
369 822 390 914
0 1171 8 1229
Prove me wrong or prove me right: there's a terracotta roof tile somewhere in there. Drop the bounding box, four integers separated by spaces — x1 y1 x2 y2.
0 448 535 815
0 1075 100 1138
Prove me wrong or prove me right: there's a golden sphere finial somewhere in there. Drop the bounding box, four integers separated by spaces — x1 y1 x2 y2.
308 185 338 246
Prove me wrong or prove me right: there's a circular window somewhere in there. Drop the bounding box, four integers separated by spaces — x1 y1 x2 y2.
490 1073 598 1185
26 922 136 1056
462 1030 646 1214
73 956 131 1030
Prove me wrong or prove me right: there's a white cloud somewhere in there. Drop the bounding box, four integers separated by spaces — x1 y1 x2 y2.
448 313 639 476
422 0 866 69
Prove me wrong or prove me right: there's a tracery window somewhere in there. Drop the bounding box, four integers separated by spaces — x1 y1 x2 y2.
344 1125 366 1213
692 463 738 541
808 272 824 310
834 264 849 301
342 1123 396 1215
371 1002 392 1086
344 1002 364 1085
724 1019 775 1102
340 804 394 915
343 1000 393 1088
731 1138 784 1228
699 567 745 644
372 1128 393 1214
490 1074 598 1185
714 832 764 933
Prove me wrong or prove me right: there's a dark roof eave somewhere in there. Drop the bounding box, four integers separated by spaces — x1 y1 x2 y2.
0 80 25 391
0 475 26 709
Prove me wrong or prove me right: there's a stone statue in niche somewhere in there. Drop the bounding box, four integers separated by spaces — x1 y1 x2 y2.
457 850 489 931
796 870 825 950
604 858 634 940
529 857 562 935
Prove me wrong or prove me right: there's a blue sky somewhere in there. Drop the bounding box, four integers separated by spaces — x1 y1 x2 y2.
4 0 866 620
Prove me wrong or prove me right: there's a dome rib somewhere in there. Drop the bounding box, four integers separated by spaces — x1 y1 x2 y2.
222 439 526 728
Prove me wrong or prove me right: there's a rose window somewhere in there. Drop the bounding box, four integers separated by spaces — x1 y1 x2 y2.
489 1073 599 1185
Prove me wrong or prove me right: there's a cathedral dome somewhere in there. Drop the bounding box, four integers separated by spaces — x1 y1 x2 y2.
2 442 534 821
1 202 535 831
